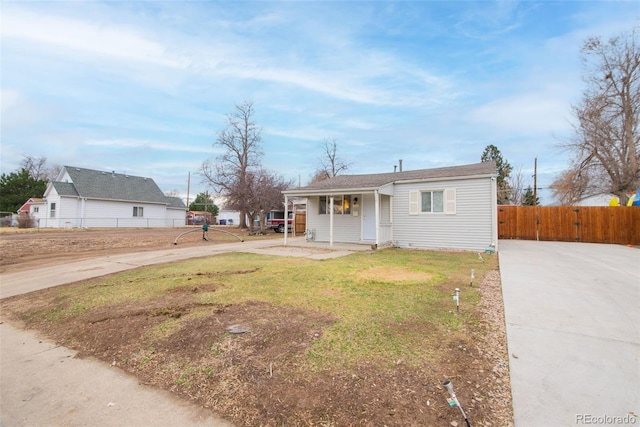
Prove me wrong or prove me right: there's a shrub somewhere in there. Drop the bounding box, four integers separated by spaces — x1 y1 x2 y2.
17 215 35 228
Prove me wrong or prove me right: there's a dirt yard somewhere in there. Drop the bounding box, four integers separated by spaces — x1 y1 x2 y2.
0 226 275 274
0 227 513 426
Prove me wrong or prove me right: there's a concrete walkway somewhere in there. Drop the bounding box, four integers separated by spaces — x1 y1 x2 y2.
0 237 370 299
0 237 369 427
499 240 639 427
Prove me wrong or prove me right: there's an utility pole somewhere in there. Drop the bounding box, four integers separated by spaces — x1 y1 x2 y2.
533 157 537 205
186 172 191 209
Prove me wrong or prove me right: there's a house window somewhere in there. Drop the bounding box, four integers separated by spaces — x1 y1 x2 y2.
133 206 144 217
33 207 39 213
409 189 456 215
421 191 444 213
319 195 351 215
50 203 56 218
343 195 351 215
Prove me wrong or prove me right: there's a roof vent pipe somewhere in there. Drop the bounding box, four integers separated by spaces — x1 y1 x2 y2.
399 159 403 172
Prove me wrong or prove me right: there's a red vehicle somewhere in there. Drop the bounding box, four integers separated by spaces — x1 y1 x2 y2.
266 210 293 233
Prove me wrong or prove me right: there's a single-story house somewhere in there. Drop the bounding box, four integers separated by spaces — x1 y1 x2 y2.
575 193 619 206
282 161 498 251
18 198 46 216
216 208 241 225
32 166 187 228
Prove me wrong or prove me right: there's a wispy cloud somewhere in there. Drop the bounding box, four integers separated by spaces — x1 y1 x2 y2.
84 139 212 154
1 7 185 68
1 1 636 203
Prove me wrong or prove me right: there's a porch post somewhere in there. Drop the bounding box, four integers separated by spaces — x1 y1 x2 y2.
374 190 380 246
329 195 334 247
284 195 288 245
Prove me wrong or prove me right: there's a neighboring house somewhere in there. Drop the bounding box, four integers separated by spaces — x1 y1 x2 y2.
282 161 498 251
18 198 46 216
216 208 241 225
575 193 619 206
34 166 186 228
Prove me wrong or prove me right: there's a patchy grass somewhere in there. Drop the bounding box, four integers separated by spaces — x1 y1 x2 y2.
1 249 508 426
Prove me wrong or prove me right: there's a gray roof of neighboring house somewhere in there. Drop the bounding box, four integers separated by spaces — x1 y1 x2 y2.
52 182 79 197
53 166 186 208
165 196 187 209
284 161 497 194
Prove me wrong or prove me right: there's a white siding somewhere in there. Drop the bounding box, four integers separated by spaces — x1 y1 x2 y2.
81 200 168 227
38 197 183 228
393 177 495 251
379 195 393 244
306 196 361 243
167 208 187 225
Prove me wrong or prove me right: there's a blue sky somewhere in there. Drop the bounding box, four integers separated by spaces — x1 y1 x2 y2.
1 1 638 204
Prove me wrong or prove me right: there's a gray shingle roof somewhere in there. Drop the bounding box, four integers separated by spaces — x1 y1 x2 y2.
285 161 497 193
55 166 184 207
52 182 79 197
166 196 187 209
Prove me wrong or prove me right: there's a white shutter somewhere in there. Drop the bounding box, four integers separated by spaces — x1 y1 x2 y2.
445 188 456 215
409 190 419 215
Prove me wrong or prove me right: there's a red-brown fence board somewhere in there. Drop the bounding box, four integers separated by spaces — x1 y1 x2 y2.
498 206 640 245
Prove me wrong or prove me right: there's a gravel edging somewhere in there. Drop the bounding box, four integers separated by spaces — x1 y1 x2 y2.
477 269 514 427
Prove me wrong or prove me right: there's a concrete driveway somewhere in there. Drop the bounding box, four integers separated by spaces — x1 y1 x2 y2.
499 240 639 427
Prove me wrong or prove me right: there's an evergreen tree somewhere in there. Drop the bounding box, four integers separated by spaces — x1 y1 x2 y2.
0 169 48 213
522 186 540 206
188 192 219 216
481 144 513 204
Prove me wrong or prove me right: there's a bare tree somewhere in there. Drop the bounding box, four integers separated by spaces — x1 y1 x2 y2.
243 169 292 233
20 155 60 181
311 138 351 183
201 101 263 228
554 28 640 204
507 165 527 205
550 168 590 205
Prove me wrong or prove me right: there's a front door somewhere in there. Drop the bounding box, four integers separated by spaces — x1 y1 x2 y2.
362 193 376 241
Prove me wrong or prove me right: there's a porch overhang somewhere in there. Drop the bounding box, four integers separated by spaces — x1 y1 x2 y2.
283 186 382 197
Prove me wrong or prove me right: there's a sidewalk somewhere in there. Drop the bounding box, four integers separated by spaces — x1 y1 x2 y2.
499 240 639 426
0 237 369 426
0 322 233 427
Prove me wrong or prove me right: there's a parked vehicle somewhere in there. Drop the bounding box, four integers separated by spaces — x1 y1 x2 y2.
265 210 293 233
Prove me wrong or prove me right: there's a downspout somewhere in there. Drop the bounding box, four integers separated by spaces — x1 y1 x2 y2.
491 177 498 251
389 195 394 244
284 195 289 245
329 195 334 247
374 190 380 247
81 197 86 228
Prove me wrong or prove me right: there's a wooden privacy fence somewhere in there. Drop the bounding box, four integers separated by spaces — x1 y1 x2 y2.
498 206 640 245
294 212 306 234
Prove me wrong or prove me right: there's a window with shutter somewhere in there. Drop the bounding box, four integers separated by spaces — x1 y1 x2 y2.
409 189 456 214
445 189 456 214
409 191 419 215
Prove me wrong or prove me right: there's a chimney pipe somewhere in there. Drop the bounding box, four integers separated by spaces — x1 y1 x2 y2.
394 165 397 173
399 159 403 172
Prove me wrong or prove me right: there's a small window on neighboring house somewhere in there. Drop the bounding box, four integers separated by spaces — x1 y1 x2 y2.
133 206 144 217
33 207 39 213
50 203 56 218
